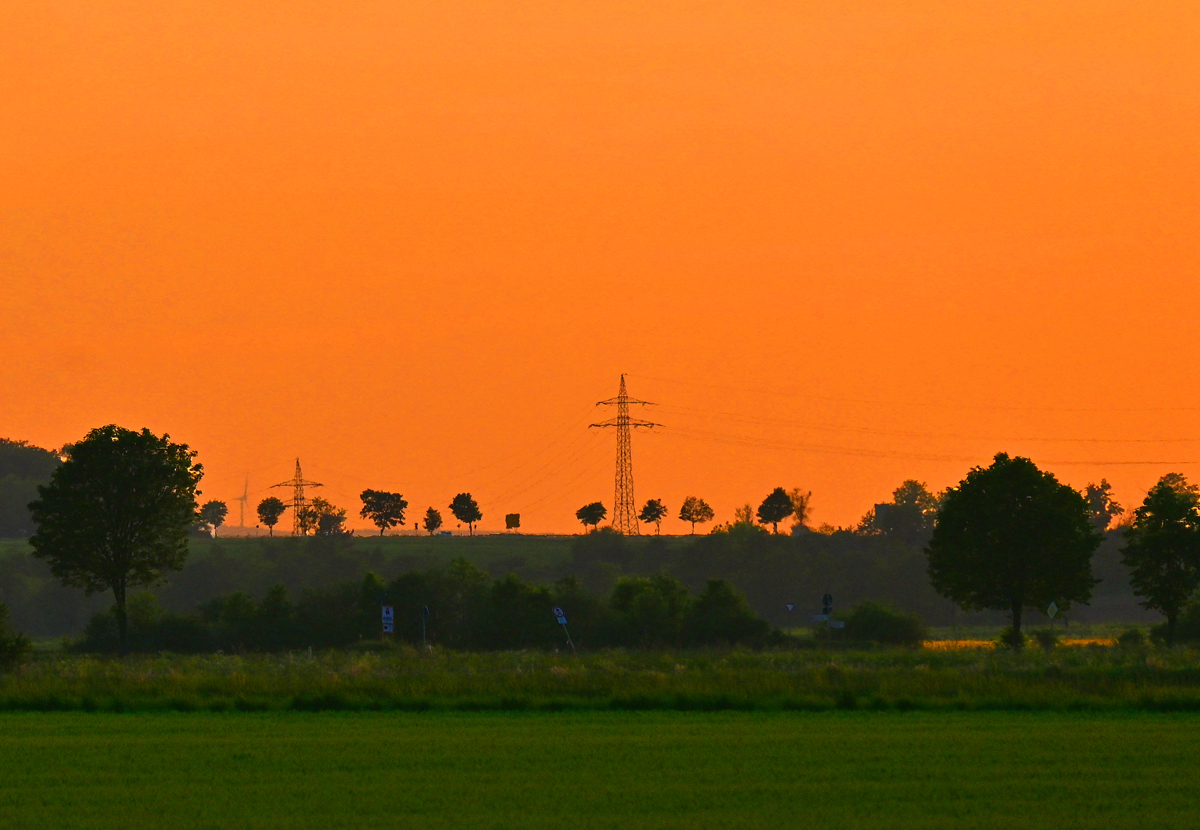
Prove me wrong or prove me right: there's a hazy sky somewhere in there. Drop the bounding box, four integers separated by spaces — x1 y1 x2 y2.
3 1 1198 531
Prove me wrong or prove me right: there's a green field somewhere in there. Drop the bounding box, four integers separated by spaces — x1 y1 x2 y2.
2 710 1199 829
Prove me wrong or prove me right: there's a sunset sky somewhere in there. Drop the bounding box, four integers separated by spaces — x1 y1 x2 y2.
3 1 1198 532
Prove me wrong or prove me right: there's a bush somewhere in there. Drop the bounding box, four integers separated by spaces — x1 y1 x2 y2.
1031 628 1058 650
0 602 32 670
995 627 1028 650
1117 627 1146 648
839 601 927 646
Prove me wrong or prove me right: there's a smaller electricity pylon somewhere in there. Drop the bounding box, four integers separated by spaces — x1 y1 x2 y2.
272 459 323 536
591 375 659 534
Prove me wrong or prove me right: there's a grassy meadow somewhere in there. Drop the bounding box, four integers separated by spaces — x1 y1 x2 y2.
4 646 1200 713
3 710 1200 829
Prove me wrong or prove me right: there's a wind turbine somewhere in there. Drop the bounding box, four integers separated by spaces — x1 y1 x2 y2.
235 475 249 531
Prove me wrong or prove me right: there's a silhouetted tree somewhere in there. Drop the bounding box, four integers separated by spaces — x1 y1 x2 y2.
576 502 607 531
0 438 61 538
449 493 482 535
1085 479 1124 533
788 487 813 531
756 487 794 533
1121 474 1200 645
423 507 443 535
870 480 940 543
638 499 668 534
359 489 409 535
298 497 343 536
678 496 714 534
505 513 520 530
199 500 228 537
733 504 755 526
27 425 202 651
256 497 287 536
926 454 1100 647
317 511 350 537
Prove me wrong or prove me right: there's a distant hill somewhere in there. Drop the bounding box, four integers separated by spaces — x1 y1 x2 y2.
0 439 60 538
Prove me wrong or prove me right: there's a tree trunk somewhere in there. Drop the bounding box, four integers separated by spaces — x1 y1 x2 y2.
380 527 385 536
1010 600 1023 649
114 580 128 655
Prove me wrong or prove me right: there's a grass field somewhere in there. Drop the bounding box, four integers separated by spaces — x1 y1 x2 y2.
5 646 1200 713
2 710 1199 829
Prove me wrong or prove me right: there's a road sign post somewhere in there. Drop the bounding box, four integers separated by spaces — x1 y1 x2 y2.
553 607 575 652
381 604 394 640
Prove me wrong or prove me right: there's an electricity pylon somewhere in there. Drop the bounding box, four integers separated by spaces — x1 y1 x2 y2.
271 459 323 536
591 375 659 534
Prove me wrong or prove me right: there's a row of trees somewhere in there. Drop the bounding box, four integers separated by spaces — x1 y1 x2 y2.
927 454 1200 645
77 560 776 653
15 424 1200 652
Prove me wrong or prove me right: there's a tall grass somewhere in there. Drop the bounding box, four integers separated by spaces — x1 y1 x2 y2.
3 645 1200 713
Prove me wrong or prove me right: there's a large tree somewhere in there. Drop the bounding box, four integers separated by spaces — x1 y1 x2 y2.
27 425 202 651
1120 474 1200 645
198 500 228 537
756 487 794 533
1085 479 1124 533
423 506 444 535
872 480 940 543
576 501 607 531
926 453 1100 646
638 499 668 534
678 496 714 535
256 497 287 536
449 493 482 536
359 489 409 536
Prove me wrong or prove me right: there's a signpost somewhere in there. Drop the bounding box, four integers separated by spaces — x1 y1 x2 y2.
552 607 575 652
381 604 394 638
421 605 431 650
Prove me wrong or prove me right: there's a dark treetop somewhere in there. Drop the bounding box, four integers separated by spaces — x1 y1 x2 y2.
28 425 202 647
926 453 1100 642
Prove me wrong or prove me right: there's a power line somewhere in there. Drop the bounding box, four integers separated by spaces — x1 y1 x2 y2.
655 402 1200 444
629 372 1200 414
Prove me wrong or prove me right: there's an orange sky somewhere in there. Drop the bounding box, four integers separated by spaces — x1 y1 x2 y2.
2 1 1199 532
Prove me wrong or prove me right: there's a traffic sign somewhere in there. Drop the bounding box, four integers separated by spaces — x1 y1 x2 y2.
785 603 795 612
553 607 565 618
382 622 394 634
822 593 833 615
829 621 845 629
812 614 829 623
381 605 394 623
1047 601 1058 619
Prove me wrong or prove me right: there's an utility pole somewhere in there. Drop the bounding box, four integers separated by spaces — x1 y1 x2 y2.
271 459 323 536
590 375 659 535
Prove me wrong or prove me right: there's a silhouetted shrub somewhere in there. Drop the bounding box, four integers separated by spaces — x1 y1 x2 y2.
1117 627 1146 648
1031 628 1058 650
0 602 32 670
839 601 927 646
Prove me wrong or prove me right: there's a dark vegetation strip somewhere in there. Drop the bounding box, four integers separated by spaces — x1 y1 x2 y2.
4 648 1200 713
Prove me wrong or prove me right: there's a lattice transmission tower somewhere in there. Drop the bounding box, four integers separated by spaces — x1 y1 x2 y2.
591 375 659 534
271 458 323 536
